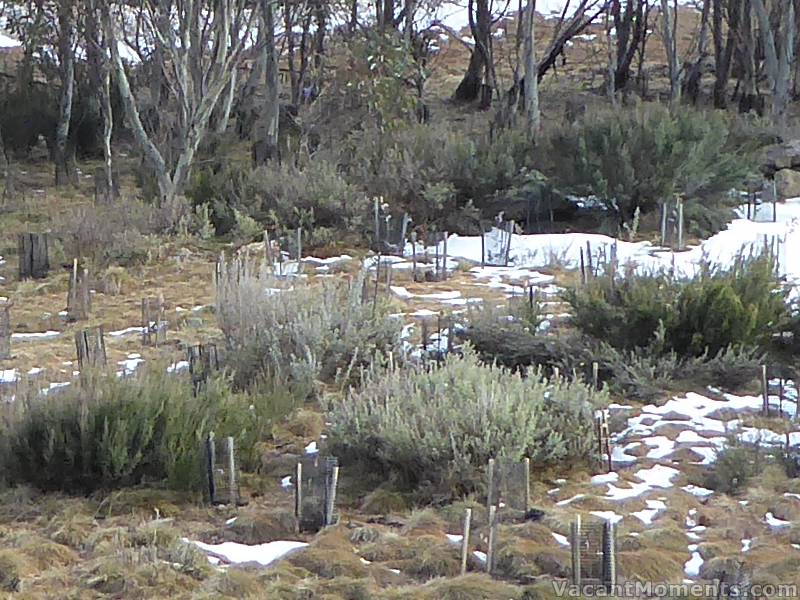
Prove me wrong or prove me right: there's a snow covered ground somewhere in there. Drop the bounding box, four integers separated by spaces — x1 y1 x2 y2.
409 199 800 300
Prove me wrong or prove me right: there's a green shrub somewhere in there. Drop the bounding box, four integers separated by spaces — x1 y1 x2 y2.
341 122 535 231
565 253 790 358
0 367 299 493
705 442 769 495
327 348 604 493
187 159 369 243
462 306 762 401
215 259 403 391
541 103 756 231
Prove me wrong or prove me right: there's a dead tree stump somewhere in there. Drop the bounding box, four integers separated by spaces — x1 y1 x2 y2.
66 260 91 321
75 326 107 370
18 233 50 280
141 295 167 347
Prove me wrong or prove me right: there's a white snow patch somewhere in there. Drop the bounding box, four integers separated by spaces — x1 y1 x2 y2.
188 539 308 567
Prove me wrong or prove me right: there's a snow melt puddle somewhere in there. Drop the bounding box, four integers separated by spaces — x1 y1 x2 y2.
187 539 308 567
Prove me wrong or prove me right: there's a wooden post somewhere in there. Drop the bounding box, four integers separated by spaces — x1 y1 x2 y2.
676 197 684 251
486 458 495 512
400 214 411 256
571 515 582 586
446 315 454 355
325 465 340 526
421 319 429 353
372 252 381 317
437 312 442 356
17 233 50 280
0 301 10 360
67 260 91 321
504 221 514 266
434 237 440 281
411 231 418 281
592 361 599 390
294 461 303 531
553 366 560 380
779 378 784 417
460 508 472 575
373 198 381 250
75 326 107 370
480 227 486 268
442 232 448 281
602 520 616 592
660 203 667 246
141 295 166 347
585 241 593 277
227 436 237 506
206 432 216 504
486 505 497 575
523 457 531 513
762 364 769 416
579 248 587 285
188 343 219 394
296 228 303 272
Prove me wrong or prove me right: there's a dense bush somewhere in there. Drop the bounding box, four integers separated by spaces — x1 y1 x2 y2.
215 259 403 392
187 159 369 244
541 103 756 231
340 122 536 231
0 367 299 493
328 348 604 493
53 200 167 267
565 253 790 358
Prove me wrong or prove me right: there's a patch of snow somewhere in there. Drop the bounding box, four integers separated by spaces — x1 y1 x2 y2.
552 532 569 546
684 551 704 577
188 539 308 567
11 330 61 341
765 512 791 528
304 441 318 455
634 465 680 488
556 494 585 506
742 539 752 552
109 326 145 337
1 369 17 383
167 361 190 373
632 500 667 525
682 485 714 498
590 511 624 525
591 472 619 485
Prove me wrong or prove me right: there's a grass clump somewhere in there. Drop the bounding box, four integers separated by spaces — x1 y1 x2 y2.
0 366 299 493
216 259 403 392
328 347 603 493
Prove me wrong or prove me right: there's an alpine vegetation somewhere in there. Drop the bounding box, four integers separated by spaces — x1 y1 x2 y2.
328 348 605 493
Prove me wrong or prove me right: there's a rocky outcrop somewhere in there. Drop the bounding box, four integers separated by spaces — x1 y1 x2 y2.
763 140 800 175
775 169 800 199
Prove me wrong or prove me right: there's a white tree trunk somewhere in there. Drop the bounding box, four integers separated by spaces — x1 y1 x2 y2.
522 0 540 135
55 2 77 187
753 0 795 126
660 0 682 105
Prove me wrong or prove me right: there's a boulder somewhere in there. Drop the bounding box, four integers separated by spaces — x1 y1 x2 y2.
775 169 800 199
763 140 800 174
